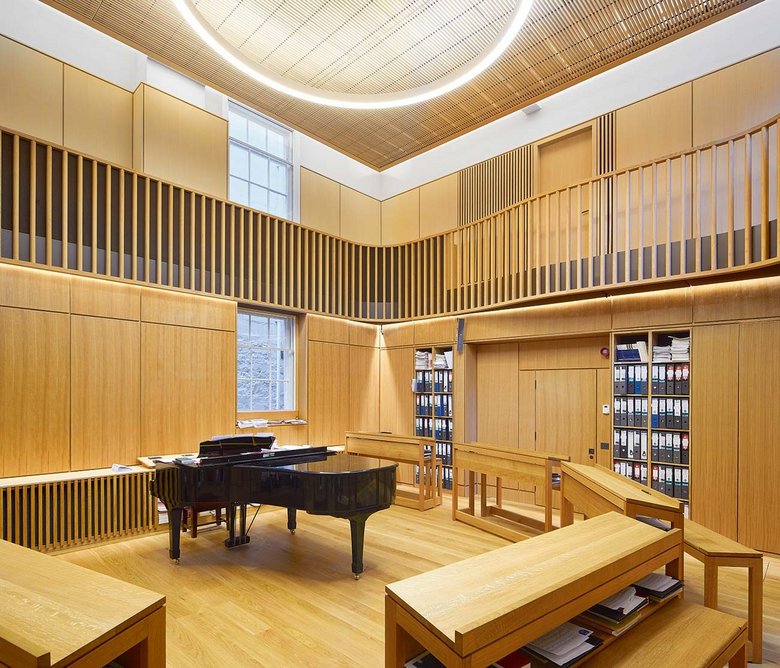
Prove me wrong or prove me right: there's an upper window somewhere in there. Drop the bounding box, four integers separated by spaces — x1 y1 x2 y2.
237 310 295 412
228 102 292 220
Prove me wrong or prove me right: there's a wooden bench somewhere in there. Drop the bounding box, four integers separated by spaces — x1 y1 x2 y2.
386 512 687 667
345 432 442 511
451 441 568 540
585 598 747 667
0 539 166 667
559 461 685 579
684 519 764 664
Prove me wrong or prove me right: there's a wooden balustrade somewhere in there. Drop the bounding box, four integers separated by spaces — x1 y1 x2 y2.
0 115 778 321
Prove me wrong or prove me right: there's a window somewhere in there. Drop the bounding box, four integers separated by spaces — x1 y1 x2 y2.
237 310 295 412
228 102 293 220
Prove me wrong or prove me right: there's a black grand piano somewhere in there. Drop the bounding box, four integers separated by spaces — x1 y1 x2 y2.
149 435 397 578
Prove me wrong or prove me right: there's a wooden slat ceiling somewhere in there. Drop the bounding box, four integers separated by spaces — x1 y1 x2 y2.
42 0 757 169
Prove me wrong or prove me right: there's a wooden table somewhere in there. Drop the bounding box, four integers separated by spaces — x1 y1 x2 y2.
385 512 683 668
345 432 442 511
0 539 165 667
452 442 568 539
559 462 684 578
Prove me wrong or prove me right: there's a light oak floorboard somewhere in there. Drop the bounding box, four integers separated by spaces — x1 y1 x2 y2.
55 504 779 666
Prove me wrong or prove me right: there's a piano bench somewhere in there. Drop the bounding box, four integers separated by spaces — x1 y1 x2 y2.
184 505 226 538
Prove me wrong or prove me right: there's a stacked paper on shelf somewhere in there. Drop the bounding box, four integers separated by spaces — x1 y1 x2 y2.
415 350 432 369
632 573 683 600
587 586 647 621
652 345 672 362
433 352 449 369
405 649 530 668
670 336 690 361
524 622 602 666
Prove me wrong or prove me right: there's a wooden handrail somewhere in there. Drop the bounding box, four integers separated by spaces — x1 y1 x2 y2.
0 114 778 321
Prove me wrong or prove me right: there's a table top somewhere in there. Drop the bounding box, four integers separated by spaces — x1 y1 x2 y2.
0 540 165 666
562 462 681 512
684 519 762 558
385 512 680 657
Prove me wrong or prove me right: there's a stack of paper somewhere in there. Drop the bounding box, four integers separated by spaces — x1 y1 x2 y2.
433 352 448 369
632 573 683 600
588 586 647 621
670 336 690 361
652 344 672 361
524 622 602 666
415 350 432 370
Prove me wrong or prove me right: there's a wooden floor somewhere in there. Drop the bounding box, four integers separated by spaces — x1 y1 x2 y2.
56 504 780 667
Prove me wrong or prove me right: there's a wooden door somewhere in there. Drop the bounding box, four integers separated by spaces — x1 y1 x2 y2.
738 320 780 553
535 369 597 464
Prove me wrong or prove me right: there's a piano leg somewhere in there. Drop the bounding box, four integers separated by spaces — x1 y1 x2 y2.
287 508 297 534
225 503 251 548
168 507 183 562
348 513 371 579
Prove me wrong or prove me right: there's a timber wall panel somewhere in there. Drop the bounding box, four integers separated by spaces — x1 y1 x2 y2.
611 288 693 330
348 320 379 347
691 323 739 539
141 288 235 331
340 186 381 245
692 276 780 323
517 335 610 370
0 264 70 313
348 345 380 433
476 343 519 447
419 175 458 238
379 347 414 435
616 84 693 170
307 340 350 445
0 37 63 145
413 317 456 346
300 168 340 237
308 314 351 344
381 190 419 245
738 319 780 554
0 307 70 477
71 315 141 470
140 322 235 455
135 85 227 199
693 48 780 146
63 66 133 169
71 276 141 321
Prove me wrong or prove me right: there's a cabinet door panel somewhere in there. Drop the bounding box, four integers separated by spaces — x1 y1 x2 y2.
691 324 738 538
738 320 780 552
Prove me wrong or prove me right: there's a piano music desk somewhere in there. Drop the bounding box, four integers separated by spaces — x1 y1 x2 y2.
345 432 442 511
0 539 165 667
452 442 568 540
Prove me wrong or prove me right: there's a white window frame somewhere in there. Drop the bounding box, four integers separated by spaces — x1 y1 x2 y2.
237 309 296 413
228 102 293 220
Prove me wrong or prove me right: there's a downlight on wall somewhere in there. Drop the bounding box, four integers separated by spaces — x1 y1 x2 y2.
171 0 535 110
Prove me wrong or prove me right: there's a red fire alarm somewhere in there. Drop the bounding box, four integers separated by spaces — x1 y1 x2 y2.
600 347 609 358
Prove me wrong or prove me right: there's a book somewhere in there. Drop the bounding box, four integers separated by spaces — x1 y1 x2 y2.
404 650 531 668
524 622 602 667
632 573 683 600
587 586 647 621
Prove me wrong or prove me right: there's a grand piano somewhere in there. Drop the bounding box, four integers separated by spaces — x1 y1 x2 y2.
149 435 397 578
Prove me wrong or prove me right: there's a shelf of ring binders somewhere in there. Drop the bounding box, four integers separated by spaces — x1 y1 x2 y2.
611 330 691 516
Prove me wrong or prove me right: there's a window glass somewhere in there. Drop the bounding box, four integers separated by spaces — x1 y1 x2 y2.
237 310 295 412
228 102 292 220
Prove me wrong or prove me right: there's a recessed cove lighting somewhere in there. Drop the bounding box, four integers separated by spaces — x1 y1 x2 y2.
171 0 535 110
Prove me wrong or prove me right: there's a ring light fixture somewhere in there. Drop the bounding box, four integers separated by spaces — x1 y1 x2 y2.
171 0 535 110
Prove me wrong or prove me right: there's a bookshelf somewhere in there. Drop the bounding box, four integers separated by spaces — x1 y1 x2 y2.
414 347 453 490
612 330 690 517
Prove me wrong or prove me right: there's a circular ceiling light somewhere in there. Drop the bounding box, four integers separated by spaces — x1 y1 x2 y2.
172 0 535 110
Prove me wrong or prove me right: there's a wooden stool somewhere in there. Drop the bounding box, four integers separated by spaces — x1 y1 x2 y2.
684 520 763 664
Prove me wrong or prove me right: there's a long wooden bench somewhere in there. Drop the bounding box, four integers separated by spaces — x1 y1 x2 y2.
451 441 568 540
345 432 442 511
684 519 764 664
385 513 747 668
585 598 747 667
559 461 685 579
